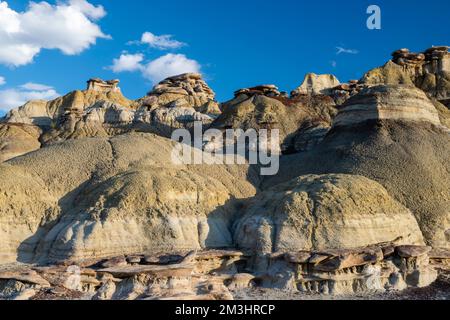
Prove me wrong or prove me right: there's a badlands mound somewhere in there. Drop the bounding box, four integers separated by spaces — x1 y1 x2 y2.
0 133 257 264
235 174 424 254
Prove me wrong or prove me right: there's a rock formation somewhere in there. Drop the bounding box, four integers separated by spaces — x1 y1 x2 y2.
333 85 443 128
135 73 221 137
0 133 257 264
233 85 283 98
1 244 447 300
362 46 450 106
235 174 424 254
0 46 449 300
0 123 41 162
86 78 121 93
212 85 337 153
3 86 135 130
267 86 450 248
291 73 340 96
262 242 439 295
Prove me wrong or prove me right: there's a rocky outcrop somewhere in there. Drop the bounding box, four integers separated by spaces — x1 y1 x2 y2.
40 101 135 145
0 250 249 300
5 74 221 148
1 243 445 300
212 88 337 154
4 88 136 130
147 73 216 109
86 78 121 93
362 46 450 103
263 243 438 295
0 87 140 155
235 174 424 255
291 73 340 97
329 80 367 105
233 85 283 98
333 85 443 128
135 73 221 137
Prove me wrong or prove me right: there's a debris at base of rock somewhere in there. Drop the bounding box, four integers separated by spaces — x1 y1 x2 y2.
0 244 446 300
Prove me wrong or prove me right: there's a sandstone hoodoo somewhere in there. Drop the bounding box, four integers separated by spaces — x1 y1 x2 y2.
0 45 449 300
86 78 121 93
137 73 221 137
362 46 450 106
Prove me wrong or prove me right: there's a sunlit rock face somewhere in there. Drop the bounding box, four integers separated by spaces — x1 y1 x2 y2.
234 174 424 254
362 46 450 103
291 73 341 96
333 85 442 128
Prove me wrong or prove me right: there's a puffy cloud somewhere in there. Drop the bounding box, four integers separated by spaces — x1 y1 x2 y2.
139 32 186 50
141 54 200 83
68 0 106 20
0 76 5 86
0 83 59 111
109 53 144 73
110 53 201 84
0 0 109 67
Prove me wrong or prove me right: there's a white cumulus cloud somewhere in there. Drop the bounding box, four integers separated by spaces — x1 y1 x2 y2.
109 53 201 84
142 54 200 83
110 53 144 73
0 76 5 85
138 32 186 50
0 83 59 111
0 0 109 67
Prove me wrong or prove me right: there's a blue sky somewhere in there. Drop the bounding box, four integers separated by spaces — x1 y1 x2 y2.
0 0 449 116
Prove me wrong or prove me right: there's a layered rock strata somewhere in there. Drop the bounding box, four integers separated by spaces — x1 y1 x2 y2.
235 174 424 255
1 245 447 300
333 85 443 128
